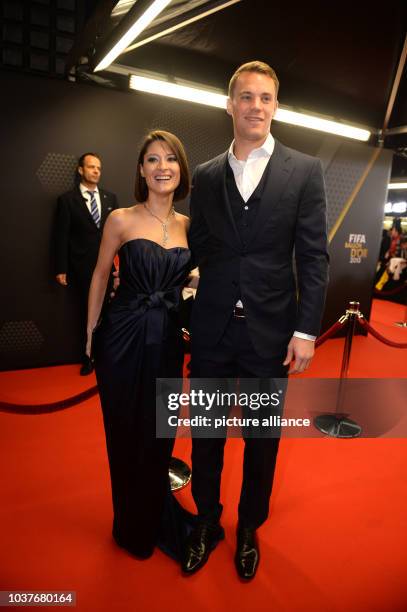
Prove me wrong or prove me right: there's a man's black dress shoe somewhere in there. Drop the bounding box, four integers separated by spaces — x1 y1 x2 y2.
80 356 94 376
234 527 260 580
182 522 224 574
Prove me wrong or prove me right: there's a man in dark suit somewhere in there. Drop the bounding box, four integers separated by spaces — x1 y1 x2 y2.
55 152 118 375
182 61 329 579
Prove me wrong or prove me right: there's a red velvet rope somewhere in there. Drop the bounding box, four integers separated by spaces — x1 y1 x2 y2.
315 320 345 348
358 317 407 348
1 313 403 415
0 386 98 415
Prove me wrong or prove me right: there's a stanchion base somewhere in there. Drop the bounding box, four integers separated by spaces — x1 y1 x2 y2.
314 414 362 438
394 321 407 327
169 457 191 491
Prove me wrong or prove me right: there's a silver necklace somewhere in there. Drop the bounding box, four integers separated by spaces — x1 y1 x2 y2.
144 203 175 246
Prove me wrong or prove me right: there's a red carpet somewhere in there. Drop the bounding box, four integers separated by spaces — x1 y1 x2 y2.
0 299 406 611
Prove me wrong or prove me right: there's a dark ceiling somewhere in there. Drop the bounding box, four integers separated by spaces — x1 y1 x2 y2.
126 1 406 129
74 0 407 184
3 0 405 182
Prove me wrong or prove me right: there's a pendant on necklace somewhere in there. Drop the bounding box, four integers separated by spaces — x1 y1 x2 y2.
143 203 174 247
162 223 169 246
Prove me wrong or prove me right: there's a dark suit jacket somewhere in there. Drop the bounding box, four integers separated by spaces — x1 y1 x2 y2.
54 186 118 290
189 139 329 359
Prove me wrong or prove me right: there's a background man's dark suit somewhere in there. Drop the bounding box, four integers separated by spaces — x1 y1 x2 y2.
189 138 329 529
55 185 118 292
54 184 118 371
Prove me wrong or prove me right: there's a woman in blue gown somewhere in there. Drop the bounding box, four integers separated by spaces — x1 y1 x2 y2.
87 131 193 560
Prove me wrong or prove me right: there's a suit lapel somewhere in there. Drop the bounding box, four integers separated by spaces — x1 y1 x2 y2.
99 189 112 227
73 186 97 230
246 140 293 246
75 186 112 230
209 152 242 248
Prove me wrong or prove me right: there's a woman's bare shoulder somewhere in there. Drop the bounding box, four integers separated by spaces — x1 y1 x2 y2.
175 211 191 229
109 204 143 221
112 204 143 215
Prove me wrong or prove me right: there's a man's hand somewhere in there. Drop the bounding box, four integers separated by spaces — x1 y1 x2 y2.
283 336 315 374
56 273 67 286
185 270 200 289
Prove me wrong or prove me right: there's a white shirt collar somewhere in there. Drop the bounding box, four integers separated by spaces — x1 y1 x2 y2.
228 132 275 163
80 183 99 196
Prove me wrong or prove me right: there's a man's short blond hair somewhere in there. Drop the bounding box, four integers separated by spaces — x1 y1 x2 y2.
228 61 279 98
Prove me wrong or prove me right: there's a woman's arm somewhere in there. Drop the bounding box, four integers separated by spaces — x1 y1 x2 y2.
86 211 124 356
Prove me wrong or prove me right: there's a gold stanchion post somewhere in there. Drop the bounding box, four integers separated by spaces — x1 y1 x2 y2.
169 457 192 491
313 301 363 438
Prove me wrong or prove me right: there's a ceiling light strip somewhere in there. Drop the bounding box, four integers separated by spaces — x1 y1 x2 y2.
95 0 172 72
130 74 227 108
388 182 407 189
124 0 242 53
129 74 371 141
275 108 370 141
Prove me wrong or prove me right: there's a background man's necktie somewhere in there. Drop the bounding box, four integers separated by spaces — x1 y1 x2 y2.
87 191 100 228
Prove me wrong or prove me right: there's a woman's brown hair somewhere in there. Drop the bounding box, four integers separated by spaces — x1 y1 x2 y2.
134 130 190 203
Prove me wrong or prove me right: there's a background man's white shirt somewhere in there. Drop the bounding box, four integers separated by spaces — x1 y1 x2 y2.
79 183 102 219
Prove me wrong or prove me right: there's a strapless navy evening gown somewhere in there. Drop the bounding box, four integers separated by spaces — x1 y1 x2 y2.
93 238 193 559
